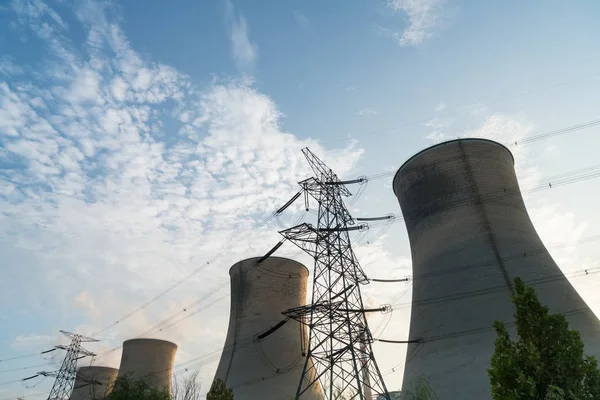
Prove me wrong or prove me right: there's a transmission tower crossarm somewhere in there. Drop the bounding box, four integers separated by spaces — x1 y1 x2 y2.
53 345 96 357
325 177 366 186
301 148 352 197
276 191 303 214
59 330 98 343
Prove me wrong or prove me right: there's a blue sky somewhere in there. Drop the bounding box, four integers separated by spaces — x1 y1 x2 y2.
1 0 600 398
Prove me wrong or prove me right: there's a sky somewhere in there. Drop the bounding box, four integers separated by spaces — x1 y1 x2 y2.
1 0 600 398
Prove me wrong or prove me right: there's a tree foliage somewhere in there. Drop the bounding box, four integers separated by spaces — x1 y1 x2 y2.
106 374 171 400
206 378 234 400
488 277 600 400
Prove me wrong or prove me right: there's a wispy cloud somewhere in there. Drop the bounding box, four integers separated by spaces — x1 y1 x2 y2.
293 10 310 29
0 0 363 394
224 0 258 71
434 102 446 112
357 108 378 116
0 56 24 76
385 0 447 47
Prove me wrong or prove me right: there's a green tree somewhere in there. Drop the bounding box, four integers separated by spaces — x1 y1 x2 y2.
106 374 171 400
488 277 600 400
206 378 233 400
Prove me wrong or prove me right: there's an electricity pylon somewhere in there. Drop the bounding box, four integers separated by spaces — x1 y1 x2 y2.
38 330 98 400
280 148 390 399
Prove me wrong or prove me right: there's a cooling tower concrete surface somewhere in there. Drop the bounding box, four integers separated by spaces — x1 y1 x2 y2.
214 257 323 400
70 366 118 400
393 138 600 399
117 338 177 392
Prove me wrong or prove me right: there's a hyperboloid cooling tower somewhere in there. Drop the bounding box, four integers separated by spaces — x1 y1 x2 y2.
213 257 323 400
117 338 177 393
392 138 600 399
70 366 118 400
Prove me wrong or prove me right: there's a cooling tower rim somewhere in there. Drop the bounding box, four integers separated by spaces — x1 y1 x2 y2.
229 256 309 276
122 338 178 349
392 138 514 197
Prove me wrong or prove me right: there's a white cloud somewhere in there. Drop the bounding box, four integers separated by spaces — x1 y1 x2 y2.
423 114 451 143
0 56 25 76
109 77 127 102
0 1 363 396
224 0 258 71
386 0 446 46
11 334 59 350
424 131 445 143
67 67 103 104
434 102 446 112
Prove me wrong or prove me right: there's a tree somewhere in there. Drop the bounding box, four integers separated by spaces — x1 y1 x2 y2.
172 370 202 400
206 378 234 400
488 277 600 400
106 374 171 400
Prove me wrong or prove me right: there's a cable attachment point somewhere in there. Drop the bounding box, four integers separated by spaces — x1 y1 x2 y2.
381 304 393 314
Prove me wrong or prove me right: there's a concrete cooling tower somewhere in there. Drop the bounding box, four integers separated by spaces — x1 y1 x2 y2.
70 366 118 400
213 257 323 400
117 338 177 393
392 138 600 399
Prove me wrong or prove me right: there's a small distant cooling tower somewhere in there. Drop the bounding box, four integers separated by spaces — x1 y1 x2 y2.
117 338 177 393
392 138 600 399
213 257 323 400
70 366 118 400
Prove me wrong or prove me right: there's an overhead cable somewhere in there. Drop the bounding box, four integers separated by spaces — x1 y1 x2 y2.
324 72 600 145
365 118 600 181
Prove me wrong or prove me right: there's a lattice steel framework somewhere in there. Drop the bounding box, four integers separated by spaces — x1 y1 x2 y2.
39 331 98 400
280 148 390 400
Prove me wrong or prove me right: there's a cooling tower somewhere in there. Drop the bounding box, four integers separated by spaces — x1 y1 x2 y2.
70 366 118 400
117 338 177 393
213 257 323 400
392 138 600 399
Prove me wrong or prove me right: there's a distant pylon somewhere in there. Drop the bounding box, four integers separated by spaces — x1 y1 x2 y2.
38 331 98 400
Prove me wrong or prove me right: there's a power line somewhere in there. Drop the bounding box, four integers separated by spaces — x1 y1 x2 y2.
363 162 600 231
92 159 600 367
30 232 598 397
378 303 600 377
9 120 595 394
364 118 600 181
0 364 53 375
91 211 279 337
86 118 599 344
0 351 55 364
324 72 600 145
73 159 600 382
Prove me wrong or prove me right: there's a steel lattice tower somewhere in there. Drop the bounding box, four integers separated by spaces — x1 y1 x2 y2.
38 331 98 400
280 148 390 400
